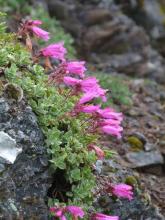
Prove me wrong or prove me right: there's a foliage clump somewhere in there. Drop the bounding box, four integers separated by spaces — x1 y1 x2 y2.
0 13 133 220
0 16 96 209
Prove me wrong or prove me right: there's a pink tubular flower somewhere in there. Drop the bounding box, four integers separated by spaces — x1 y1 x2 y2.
40 42 67 61
31 26 50 41
94 106 123 138
79 93 95 104
79 90 106 104
89 145 105 160
63 76 107 102
50 206 84 220
100 125 123 139
80 77 107 102
97 108 123 121
112 183 133 200
100 119 121 126
81 105 100 113
91 213 119 220
80 77 98 91
66 61 86 78
63 76 81 86
66 206 84 218
26 20 50 41
30 20 42 26
50 207 66 220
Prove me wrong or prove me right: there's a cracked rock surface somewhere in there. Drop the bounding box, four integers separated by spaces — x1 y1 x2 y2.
0 97 51 219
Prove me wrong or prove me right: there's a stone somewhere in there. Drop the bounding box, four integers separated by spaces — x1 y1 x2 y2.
0 131 22 163
125 151 164 168
131 132 148 145
0 157 11 173
94 159 165 220
0 96 51 219
83 8 112 26
144 143 156 151
0 98 9 113
47 0 165 83
102 193 165 220
118 0 165 58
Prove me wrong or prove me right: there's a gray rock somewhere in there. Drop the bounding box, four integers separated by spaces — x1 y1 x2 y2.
144 143 157 152
130 132 148 146
117 0 165 59
0 131 22 163
0 96 51 219
94 160 165 220
47 0 165 83
0 98 9 113
125 151 164 168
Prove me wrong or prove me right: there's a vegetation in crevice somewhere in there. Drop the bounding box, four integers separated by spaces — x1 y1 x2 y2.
0 7 133 219
0 14 96 212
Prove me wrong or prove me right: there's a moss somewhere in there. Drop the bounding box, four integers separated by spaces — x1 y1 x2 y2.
0 80 3 95
127 136 144 151
3 83 23 101
125 175 138 187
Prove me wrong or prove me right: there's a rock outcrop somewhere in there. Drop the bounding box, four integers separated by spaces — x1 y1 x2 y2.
46 0 165 83
0 96 51 219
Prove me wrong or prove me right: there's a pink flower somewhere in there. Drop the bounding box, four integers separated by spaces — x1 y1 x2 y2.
30 20 42 26
80 77 107 102
100 125 123 139
50 207 66 220
91 213 119 220
112 183 133 200
99 119 121 126
50 206 84 220
79 91 106 104
79 93 95 104
95 107 123 138
63 76 107 102
89 145 105 159
31 26 50 41
66 206 84 218
41 42 67 61
63 76 81 86
81 105 100 113
80 77 98 91
66 61 86 78
26 20 50 41
97 108 123 121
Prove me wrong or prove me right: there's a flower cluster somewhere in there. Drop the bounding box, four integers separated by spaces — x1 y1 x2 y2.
50 206 120 220
18 19 133 220
91 213 119 220
19 19 50 41
111 183 133 201
50 206 84 220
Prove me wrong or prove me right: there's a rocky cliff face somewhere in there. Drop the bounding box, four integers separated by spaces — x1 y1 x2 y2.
0 96 51 219
46 0 165 84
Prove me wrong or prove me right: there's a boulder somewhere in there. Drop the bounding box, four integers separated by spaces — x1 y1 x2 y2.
47 0 165 83
0 96 51 219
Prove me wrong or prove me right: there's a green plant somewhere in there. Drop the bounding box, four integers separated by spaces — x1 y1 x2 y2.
0 14 96 211
0 0 28 13
0 13 129 220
